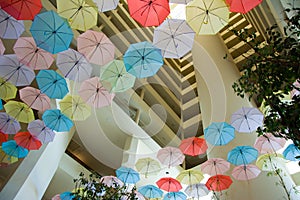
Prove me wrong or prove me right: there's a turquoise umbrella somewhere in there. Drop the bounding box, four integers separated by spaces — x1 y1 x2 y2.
42 109 74 132
60 191 75 200
116 166 140 184
163 191 187 200
0 99 2 110
227 146 258 165
283 144 300 161
204 122 235 146
138 185 163 198
2 140 29 158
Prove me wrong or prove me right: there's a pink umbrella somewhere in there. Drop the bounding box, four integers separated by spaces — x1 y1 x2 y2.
157 146 185 168
0 112 21 134
100 175 124 187
51 194 61 200
0 39 5 55
78 77 115 108
200 158 230 176
77 30 115 66
27 119 55 144
291 80 300 99
19 86 51 111
232 164 261 181
254 133 286 154
13 37 54 70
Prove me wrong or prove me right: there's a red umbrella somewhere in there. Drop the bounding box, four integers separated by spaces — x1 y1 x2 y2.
0 131 8 145
127 0 170 27
0 0 42 20
14 131 42 150
205 175 232 192
19 86 51 111
225 0 262 14
156 177 182 192
179 137 208 156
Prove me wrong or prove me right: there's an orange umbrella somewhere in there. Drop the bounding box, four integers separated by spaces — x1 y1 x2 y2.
156 177 182 192
205 175 232 192
14 132 42 150
179 137 208 156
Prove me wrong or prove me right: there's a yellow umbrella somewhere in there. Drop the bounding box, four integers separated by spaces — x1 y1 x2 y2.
0 77 17 100
57 0 98 31
0 147 18 167
59 95 91 121
176 169 204 185
4 101 34 123
256 153 286 172
135 157 161 178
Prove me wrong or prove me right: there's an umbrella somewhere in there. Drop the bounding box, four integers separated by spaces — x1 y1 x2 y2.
0 147 18 167
205 175 232 191
135 157 161 178
0 54 35 86
200 158 230 176
0 77 17 100
0 131 8 144
163 192 187 200
283 144 300 161
19 86 51 112
0 99 2 110
100 60 136 93
254 133 286 154
100 175 124 187
14 131 42 150
123 41 163 78
127 0 170 27
30 10 74 54
115 166 140 184
256 153 286 172
93 0 119 12
27 119 55 143
0 9 25 39
2 140 29 158
186 0 230 35
77 30 115 66
179 136 207 156
0 39 5 54
225 0 262 14
60 191 75 200
0 112 21 134
156 177 182 192
138 185 163 198
204 122 235 146
231 164 261 181
4 101 34 123
184 183 209 199
157 146 185 168
78 77 115 108
230 107 264 133
59 95 91 121
153 19 195 58
57 49 92 82
42 109 74 132
170 0 193 4
13 37 54 70
176 169 204 185
57 0 98 31
227 145 258 166
291 80 300 98
36 70 69 99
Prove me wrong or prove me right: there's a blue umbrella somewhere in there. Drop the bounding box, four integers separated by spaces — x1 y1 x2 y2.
116 166 140 184
138 185 163 198
60 191 75 200
163 191 187 200
227 146 258 165
0 99 2 110
42 109 73 132
36 70 69 99
283 144 300 161
123 41 163 78
30 10 73 54
204 122 235 146
2 140 28 158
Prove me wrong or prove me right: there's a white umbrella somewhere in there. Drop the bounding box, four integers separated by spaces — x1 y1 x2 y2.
170 0 193 4
0 9 25 39
93 0 119 12
157 146 185 168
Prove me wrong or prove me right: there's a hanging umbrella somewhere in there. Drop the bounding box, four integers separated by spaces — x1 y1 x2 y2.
2 140 29 158
0 54 35 86
0 99 2 110
138 185 163 199
123 41 163 78
36 70 69 99
135 157 161 178
77 30 115 66
184 183 209 199
100 175 124 187
227 145 258 166
0 39 5 54
186 0 230 35
0 131 8 144
127 0 170 27
115 166 140 184
30 10 74 54
230 107 264 133
231 164 261 181
163 192 187 200
60 191 75 200
19 87 51 112
0 112 21 134
254 133 286 154
0 9 24 39
291 80 300 99
170 0 193 4
256 153 286 171
153 19 195 58
27 119 55 144
78 77 115 108
157 146 185 168
0 77 17 100
57 49 92 82
225 0 262 14
176 169 204 185
4 101 34 123
13 37 54 70
100 60 136 93
42 109 74 132
59 95 91 121
205 175 232 192
283 144 300 161
156 177 182 192
204 122 235 146
93 0 119 12
200 158 230 176
0 147 18 167
179 136 207 156
14 131 42 150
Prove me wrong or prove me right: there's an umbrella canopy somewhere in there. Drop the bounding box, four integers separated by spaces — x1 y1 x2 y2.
60 191 75 200
28 119 55 143
227 145 258 166
0 147 18 167
36 70 69 99
127 0 170 27
157 146 185 168
232 164 261 181
4 101 34 123
19 86 51 112
14 131 42 150
283 144 300 161
100 175 124 187
254 133 286 154
138 185 163 198
0 112 21 134
205 175 232 192
115 166 140 184
135 157 161 178
179 137 207 156
13 37 54 70
200 158 230 176
93 0 119 12
256 153 286 172
0 99 2 110
225 0 262 14
0 54 35 86
186 0 230 35
100 60 136 93
30 10 74 54
2 140 29 158
0 39 5 54
153 19 195 58
204 122 235 146
230 107 264 133
0 8 25 39
184 183 209 199
0 77 17 100
291 80 300 98
0 131 8 144
156 177 182 192
163 192 187 200
42 109 74 132
170 0 193 4
176 169 204 185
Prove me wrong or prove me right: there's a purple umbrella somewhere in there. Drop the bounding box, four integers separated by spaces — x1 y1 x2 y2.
0 9 25 39
27 119 55 143
0 112 21 134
